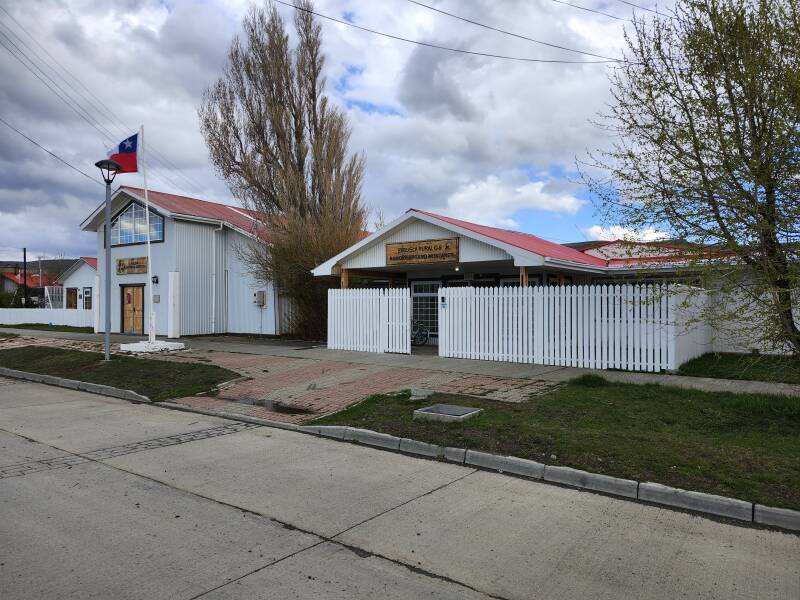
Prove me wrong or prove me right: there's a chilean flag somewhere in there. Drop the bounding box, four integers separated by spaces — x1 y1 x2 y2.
108 133 138 173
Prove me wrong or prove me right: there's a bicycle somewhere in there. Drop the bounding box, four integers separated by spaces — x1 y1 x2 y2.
411 320 430 346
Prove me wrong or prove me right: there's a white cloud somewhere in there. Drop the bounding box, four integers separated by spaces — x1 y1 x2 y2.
442 173 585 228
582 225 669 242
0 0 644 257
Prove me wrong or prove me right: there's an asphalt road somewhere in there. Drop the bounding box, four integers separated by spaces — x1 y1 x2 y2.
1 378 798 600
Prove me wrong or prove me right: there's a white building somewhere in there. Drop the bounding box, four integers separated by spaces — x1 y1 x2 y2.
56 257 97 310
80 186 281 337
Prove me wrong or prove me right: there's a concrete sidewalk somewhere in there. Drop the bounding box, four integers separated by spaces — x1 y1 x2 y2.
3 326 799 397
1 381 798 600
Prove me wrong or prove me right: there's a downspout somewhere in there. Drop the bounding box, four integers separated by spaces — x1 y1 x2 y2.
211 222 223 334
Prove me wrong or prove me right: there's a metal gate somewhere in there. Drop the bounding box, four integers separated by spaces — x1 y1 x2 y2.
327 288 411 354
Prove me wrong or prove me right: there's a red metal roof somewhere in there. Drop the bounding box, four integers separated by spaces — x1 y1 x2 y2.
409 209 608 267
0 271 59 287
82 257 97 269
120 186 271 241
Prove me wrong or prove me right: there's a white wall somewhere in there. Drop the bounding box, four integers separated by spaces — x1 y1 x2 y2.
669 288 714 367
341 218 511 269
95 216 177 336
0 308 94 328
224 230 275 334
174 220 215 336
60 262 96 309
93 206 276 337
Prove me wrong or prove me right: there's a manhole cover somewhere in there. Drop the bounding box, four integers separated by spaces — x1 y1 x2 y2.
413 403 483 423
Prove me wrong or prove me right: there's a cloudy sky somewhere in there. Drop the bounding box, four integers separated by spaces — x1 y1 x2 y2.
0 0 671 261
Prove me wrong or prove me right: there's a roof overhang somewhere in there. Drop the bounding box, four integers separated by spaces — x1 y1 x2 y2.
79 188 259 241
311 211 549 277
80 188 174 231
55 258 94 283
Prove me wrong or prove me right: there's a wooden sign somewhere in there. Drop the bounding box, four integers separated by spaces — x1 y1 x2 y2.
116 256 148 275
386 238 459 265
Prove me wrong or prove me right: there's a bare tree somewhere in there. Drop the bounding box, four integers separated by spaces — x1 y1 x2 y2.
583 0 800 354
199 0 367 339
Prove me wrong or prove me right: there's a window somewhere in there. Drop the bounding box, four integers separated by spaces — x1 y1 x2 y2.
111 203 164 246
83 287 92 310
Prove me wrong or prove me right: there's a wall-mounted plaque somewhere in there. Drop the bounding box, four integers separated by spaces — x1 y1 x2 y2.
386 238 459 265
116 256 148 275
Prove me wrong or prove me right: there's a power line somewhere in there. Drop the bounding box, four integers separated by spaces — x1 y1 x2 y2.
612 0 676 19
0 116 103 186
0 6 207 197
0 31 113 145
0 26 197 195
549 0 630 22
274 0 618 64
406 0 622 61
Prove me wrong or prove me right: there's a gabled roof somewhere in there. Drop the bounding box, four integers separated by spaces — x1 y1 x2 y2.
312 209 608 277
56 257 97 283
411 210 607 267
562 240 611 251
311 209 703 277
81 187 272 241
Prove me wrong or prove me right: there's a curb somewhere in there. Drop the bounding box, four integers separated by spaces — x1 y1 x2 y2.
0 367 150 403
151 403 800 533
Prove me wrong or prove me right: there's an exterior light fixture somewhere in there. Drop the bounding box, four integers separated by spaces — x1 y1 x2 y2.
454 266 460 272
94 159 122 185
94 158 122 361
151 275 159 285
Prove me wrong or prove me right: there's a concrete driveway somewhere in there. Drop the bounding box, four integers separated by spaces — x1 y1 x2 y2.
1 378 798 600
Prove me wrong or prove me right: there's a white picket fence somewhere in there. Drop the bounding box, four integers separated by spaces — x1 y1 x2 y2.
0 308 95 329
439 284 707 371
327 288 410 353
327 285 712 370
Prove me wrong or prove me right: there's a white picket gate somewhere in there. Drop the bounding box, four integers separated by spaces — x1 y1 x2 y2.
327 288 411 354
438 284 700 372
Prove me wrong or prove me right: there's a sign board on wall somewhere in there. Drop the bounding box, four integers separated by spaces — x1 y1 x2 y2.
386 238 459 265
116 257 148 275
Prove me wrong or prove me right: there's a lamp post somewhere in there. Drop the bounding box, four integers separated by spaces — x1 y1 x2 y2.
94 159 121 361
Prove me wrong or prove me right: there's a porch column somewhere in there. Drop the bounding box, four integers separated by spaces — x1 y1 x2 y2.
340 268 349 289
519 267 529 287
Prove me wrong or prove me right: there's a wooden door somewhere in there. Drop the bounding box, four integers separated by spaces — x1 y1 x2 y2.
121 286 144 334
66 288 78 309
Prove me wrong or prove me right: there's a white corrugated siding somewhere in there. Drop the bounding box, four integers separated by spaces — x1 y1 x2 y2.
175 221 215 335
225 231 275 334
341 219 510 269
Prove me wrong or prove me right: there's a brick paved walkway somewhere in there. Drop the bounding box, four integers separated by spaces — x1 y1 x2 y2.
0 335 559 424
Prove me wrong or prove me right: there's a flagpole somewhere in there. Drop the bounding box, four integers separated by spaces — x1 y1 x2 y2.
141 124 155 344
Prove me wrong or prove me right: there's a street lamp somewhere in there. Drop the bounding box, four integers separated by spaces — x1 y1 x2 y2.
95 159 121 361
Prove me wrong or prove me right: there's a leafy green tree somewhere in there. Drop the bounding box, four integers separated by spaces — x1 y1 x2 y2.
584 0 800 354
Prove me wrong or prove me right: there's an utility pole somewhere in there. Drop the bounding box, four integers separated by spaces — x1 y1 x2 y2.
22 247 27 307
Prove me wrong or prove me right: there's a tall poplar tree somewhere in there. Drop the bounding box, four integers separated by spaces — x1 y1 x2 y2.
199 1 366 339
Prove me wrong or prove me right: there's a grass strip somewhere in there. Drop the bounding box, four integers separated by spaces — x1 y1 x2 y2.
0 346 237 402
314 375 800 509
